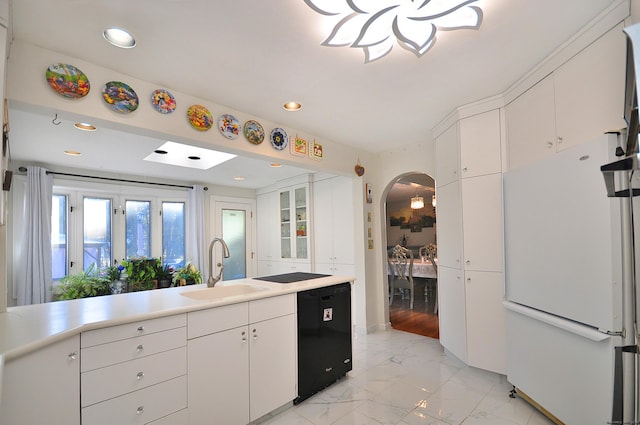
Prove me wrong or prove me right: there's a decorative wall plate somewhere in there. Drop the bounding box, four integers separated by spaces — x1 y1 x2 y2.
270 127 288 151
102 81 139 113
45 63 90 99
243 120 265 145
151 89 176 114
290 135 307 157
218 114 240 139
187 104 213 131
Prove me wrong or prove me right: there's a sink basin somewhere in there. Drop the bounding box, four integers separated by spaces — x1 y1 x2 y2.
180 284 268 300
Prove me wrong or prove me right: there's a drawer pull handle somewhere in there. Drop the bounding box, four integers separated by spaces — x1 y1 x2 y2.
137 326 145 332
136 344 144 352
136 406 144 415
68 352 77 360
325 367 333 372
136 372 144 380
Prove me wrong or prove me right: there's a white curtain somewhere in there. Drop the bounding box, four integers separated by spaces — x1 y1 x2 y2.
14 166 53 305
187 185 207 273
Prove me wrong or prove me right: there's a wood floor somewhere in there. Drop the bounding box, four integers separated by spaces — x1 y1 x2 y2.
389 278 440 339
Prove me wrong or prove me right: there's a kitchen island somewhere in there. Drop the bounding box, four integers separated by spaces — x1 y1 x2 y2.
0 273 354 425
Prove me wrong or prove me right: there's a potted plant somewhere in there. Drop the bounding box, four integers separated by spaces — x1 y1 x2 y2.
172 262 202 286
53 263 111 300
156 264 174 288
103 264 125 294
122 257 159 291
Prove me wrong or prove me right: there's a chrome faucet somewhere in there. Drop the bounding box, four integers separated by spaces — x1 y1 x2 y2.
207 237 230 287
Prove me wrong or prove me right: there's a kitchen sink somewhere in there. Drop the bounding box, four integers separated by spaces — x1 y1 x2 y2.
180 284 268 300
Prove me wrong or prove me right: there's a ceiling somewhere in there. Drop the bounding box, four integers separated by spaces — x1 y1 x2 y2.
8 0 621 188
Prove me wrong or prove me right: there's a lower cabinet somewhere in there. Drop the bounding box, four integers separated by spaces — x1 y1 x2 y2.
0 335 80 425
187 294 297 425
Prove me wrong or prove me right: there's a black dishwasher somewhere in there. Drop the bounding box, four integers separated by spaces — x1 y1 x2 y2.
295 282 352 404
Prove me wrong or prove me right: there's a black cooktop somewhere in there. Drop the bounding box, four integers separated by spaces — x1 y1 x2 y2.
253 272 329 283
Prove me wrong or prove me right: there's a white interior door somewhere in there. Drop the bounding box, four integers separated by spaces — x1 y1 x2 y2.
212 198 257 280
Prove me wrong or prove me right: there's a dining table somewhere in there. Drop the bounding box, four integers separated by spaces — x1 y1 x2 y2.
387 258 437 279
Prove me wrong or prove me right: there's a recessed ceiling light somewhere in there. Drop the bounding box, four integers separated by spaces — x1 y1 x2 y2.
64 150 82 156
234 176 245 181
283 101 302 111
270 163 282 168
74 122 96 131
144 141 236 170
103 27 136 48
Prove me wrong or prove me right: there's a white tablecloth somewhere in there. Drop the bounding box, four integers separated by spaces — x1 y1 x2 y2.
388 259 437 279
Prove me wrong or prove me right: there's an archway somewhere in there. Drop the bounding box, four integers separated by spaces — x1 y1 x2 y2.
383 172 439 338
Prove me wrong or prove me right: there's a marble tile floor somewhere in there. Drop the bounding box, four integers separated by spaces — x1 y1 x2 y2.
262 329 553 425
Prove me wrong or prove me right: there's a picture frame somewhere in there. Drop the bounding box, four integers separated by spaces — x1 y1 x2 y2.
290 134 307 157
309 139 323 160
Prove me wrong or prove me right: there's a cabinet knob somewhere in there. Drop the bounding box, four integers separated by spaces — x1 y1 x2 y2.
68 351 78 360
242 330 247 342
136 344 144 352
467 277 471 282
546 141 554 148
463 167 468 172
136 371 145 380
136 406 144 415
325 367 333 372
465 260 470 265
252 328 258 340
557 136 563 144
137 326 145 333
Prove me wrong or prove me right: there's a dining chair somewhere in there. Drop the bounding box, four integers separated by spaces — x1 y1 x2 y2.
425 244 438 314
388 244 414 309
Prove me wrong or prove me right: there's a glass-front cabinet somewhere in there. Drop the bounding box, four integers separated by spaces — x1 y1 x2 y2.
279 185 309 260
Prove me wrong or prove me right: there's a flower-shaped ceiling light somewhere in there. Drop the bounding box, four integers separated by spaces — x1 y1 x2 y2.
304 0 483 63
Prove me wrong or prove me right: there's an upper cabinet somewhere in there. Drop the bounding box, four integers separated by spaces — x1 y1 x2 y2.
434 123 459 188
279 184 309 261
507 22 626 171
459 109 502 178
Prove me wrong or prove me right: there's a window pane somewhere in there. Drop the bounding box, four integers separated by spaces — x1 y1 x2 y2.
222 209 246 280
84 197 112 271
162 202 185 268
51 194 67 279
126 200 151 259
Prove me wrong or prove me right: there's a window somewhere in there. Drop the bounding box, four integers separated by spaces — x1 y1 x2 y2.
125 200 151 259
49 184 188 281
162 202 185 268
83 197 112 271
51 194 67 280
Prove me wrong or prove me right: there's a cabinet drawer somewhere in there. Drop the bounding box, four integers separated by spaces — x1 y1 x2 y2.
82 314 186 348
249 293 295 323
82 347 187 407
147 409 187 425
82 327 186 372
188 302 248 339
82 376 187 425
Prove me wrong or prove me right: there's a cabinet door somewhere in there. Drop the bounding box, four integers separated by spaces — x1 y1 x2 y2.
331 178 355 265
435 123 459 187
465 270 506 374
555 23 626 151
435 180 462 269
313 178 334 264
438 266 466 363
459 109 502 178
506 75 557 171
257 191 279 263
249 314 297 422
188 327 249 425
0 335 80 425
461 173 504 272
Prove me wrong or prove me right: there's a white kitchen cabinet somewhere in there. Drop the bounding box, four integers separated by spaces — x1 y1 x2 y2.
461 173 504 272
434 123 459 188
313 176 355 275
554 22 626 151
80 314 188 425
257 191 280 275
187 294 296 425
506 74 557 171
0 335 80 425
435 180 462 269
459 109 502 178
438 266 466 363
280 185 310 261
507 23 625 171
465 270 506 373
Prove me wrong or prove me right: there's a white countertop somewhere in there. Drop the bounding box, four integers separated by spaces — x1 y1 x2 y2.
0 274 354 361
